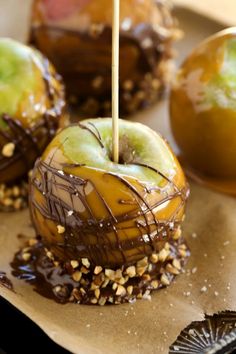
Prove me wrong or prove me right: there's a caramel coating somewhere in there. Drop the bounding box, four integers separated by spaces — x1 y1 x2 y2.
0 39 66 184
170 28 236 181
29 119 188 267
30 0 178 117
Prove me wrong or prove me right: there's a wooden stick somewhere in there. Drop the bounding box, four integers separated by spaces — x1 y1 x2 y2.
112 0 120 163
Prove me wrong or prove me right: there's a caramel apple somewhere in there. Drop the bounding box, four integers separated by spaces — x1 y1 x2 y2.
0 38 66 210
24 118 189 305
30 0 179 117
170 28 236 195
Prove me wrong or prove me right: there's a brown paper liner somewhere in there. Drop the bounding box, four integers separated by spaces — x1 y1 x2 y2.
0 3 236 354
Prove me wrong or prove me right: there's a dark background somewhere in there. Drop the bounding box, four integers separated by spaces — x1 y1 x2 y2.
0 297 70 354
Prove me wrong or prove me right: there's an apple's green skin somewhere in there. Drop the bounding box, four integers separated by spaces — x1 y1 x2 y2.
170 28 236 178
46 118 178 185
30 118 188 266
0 38 49 128
0 38 65 184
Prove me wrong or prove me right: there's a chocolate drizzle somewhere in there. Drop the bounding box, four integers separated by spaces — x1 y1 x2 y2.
29 120 189 267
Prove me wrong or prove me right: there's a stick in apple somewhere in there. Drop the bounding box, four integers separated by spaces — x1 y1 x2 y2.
112 0 120 163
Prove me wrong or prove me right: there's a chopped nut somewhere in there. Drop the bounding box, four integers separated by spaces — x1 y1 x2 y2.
91 298 98 304
161 274 170 286
166 263 179 275
150 253 158 263
94 266 102 275
112 282 118 290
164 242 170 251
179 249 187 257
95 288 100 299
173 227 182 240
142 274 151 281
2 142 15 157
116 285 126 296
115 269 122 280
137 257 148 268
71 260 79 269
81 258 90 268
90 282 99 291
127 285 133 295
98 297 106 306
117 277 127 285
136 266 146 276
22 252 31 261
126 266 136 278
71 288 81 301
72 271 82 282
94 274 104 286
81 266 89 274
173 259 181 270
151 280 159 289
105 269 115 280
102 278 109 288
57 225 65 234
159 248 169 262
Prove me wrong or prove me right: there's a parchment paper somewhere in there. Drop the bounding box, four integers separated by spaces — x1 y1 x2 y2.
0 3 236 354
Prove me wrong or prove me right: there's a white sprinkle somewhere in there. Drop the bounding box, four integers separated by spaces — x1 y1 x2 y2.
86 324 90 328
214 291 219 296
223 241 230 246
186 291 191 297
127 330 131 334
221 255 225 260
191 232 197 239
204 253 208 257
67 210 73 216
58 170 64 175
173 346 179 351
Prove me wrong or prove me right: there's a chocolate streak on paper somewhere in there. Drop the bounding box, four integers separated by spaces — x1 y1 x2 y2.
0 271 14 291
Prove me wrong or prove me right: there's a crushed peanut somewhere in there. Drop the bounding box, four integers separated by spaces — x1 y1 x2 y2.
2 142 15 157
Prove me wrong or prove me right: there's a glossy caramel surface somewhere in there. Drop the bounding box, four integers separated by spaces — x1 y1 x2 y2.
30 119 188 267
170 28 236 187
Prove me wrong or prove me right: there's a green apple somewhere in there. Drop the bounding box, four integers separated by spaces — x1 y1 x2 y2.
170 28 236 180
30 118 188 267
0 38 65 184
